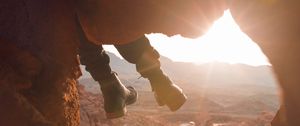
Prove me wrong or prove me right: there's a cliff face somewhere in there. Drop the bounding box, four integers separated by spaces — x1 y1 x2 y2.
0 36 80 126
0 1 80 125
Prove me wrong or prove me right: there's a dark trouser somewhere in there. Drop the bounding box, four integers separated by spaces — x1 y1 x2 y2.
114 36 161 78
78 34 161 81
78 39 112 81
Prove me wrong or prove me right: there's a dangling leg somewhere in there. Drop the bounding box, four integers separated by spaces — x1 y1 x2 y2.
115 35 187 111
78 27 137 119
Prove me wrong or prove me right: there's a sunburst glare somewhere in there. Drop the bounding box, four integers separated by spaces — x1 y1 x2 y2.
145 10 270 66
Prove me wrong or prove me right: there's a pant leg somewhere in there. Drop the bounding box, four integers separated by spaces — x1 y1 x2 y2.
77 23 112 81
115 36 187 110
114 35 161 78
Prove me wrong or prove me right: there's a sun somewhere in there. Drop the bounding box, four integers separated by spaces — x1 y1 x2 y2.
104 10 270 66
145 10 270 66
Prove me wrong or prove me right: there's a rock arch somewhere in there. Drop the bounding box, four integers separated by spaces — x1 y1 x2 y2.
1 0 299 126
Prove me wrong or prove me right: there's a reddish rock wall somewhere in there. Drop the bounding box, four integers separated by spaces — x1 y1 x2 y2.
0 0 80 125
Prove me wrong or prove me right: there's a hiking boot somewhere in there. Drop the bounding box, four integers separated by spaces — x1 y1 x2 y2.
99 73 138 119
147 70 187 111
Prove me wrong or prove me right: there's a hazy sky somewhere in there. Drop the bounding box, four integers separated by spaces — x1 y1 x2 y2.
104 10 270 66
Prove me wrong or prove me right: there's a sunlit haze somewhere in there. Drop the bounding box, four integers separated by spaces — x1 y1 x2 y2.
104 10 270 66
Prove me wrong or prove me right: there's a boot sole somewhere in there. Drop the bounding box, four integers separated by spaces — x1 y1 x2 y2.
126 86 138 105
105 86 137 119
106 107 127 119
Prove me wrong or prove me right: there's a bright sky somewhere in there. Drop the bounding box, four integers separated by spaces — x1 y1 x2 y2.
104 10 270 66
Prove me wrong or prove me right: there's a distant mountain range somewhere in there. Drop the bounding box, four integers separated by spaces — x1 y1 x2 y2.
80 52 278 93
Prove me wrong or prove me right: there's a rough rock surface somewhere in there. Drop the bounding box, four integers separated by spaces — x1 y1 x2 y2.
0 0 80 125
